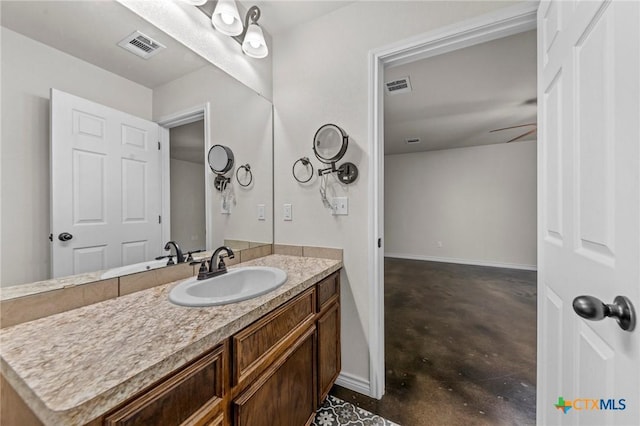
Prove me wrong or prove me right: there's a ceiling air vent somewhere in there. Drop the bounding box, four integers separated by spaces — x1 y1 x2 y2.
118 31 166 59
385 77 412 95
405 138 421 145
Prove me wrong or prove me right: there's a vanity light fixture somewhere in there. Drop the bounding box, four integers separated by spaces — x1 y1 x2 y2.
199 1 269 59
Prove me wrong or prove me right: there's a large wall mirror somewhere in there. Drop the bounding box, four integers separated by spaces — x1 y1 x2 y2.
0 0 273 288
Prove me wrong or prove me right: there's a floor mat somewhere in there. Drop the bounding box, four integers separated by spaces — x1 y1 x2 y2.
313 395 400 426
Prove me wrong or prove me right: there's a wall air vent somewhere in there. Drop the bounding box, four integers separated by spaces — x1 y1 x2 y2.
405 138 421 144
385 77 412 95
118 31 166 59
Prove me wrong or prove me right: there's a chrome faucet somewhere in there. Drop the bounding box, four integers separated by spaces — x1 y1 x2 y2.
164 241 185 264
197 246 235 280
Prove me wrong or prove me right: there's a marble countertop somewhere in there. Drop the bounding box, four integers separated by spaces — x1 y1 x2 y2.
0 254 342 425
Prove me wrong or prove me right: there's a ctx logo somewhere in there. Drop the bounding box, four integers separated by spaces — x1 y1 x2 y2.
554 396 627 414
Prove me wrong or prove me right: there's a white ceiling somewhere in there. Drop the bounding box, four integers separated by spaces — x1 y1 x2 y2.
384 30 537 155
1 1 210 89
236 0 356 35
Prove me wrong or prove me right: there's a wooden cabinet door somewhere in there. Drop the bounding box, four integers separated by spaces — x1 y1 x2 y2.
233 327 316 426
317 301 340 404
104 345 225 426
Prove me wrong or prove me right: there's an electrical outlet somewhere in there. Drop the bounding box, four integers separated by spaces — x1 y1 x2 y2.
283 203 292 221
257 204 265 221
331 197 348 215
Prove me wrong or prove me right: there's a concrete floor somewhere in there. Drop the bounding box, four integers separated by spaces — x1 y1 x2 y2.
331 258 537 425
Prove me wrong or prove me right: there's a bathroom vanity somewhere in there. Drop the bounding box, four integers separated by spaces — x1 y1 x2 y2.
0 254 342 426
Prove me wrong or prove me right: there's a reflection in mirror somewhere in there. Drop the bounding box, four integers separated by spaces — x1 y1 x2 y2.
208 145 235 174
0 0 273 288
170 120 206 253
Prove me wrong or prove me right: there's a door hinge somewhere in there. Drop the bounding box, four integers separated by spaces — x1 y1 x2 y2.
158 215 162 224
378 238 382 248
158 141 161 150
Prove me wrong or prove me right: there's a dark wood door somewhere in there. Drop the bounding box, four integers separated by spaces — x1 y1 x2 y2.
317 301 340 404
233 327 316 426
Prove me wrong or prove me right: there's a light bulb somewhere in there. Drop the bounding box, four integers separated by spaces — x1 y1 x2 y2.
242 23 268 58
221 13 234 25
211 0 243 36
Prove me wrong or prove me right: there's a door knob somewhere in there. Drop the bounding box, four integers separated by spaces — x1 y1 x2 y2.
58 232 73 242
572 295 636 332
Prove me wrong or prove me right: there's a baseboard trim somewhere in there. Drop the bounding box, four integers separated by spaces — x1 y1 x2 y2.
335 372 372 396
384 253 537 271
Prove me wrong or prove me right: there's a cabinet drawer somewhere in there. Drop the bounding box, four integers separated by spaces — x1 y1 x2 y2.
317 272 339 312
233 287 316 386
183 410 224 426
104 344 225 426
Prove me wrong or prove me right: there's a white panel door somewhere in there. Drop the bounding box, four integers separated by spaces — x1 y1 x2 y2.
538 1 639 425
51 89 162 277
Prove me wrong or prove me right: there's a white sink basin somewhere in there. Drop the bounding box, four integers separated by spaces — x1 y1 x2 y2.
168 266 288 307
100 259 168 279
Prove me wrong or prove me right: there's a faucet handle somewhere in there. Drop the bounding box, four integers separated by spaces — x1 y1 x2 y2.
186 249 205 263
193 260 209 279
216 257 225 270
155 254 175 266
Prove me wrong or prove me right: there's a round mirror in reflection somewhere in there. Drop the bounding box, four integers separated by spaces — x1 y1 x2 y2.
207 144 235 174
313 124 348 164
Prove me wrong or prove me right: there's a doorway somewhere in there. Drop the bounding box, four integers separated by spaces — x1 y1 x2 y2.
157 103 212 252
365 0 539 415
381 26 538 425
168 119 206 252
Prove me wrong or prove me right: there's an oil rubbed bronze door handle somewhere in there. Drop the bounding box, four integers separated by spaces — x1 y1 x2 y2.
573 295 636 332
58 232 73 242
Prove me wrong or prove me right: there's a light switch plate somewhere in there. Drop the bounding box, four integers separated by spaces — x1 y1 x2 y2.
257 204 265 221
331 197 348 215
283 203 292 221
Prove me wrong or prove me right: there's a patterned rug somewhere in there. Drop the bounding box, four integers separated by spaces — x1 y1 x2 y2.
313 395 400 426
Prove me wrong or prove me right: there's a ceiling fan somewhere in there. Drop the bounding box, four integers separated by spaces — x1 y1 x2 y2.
489 122 537 143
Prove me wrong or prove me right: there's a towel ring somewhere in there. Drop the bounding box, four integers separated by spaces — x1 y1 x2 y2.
293 157 314 183
236 164 253 187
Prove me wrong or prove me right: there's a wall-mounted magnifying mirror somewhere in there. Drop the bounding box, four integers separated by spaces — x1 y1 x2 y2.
313 124 348 164
208 144 235 191
313 124 358 184
208 144 235 174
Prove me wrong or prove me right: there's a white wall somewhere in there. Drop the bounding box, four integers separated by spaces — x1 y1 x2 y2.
0 27 152 287
272 1 522 390
153 66 273 248
170 158 206 253
118 0 273 101
385 142 537 269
